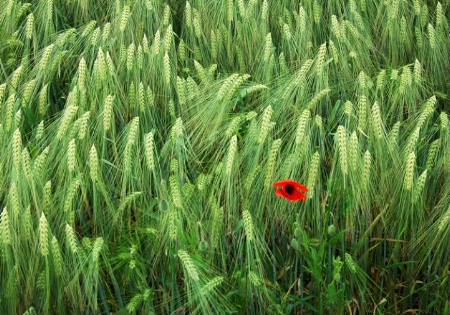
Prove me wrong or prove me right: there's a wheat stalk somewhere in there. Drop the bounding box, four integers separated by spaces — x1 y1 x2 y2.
193 12 202 39
12 129 22 173
171 117 184 141
65 224 78 254
170 175 183 209
404 127 420 159
249 271 262 287
345 253 357 275
371 101 383 140
77 111 90 140
33 146 49 178
263 33 273 63
403 151 416 191
22 148 32 180
258 105 273 145
337 126 348 175
0 208 11 246
144 132 155 172
126 42 135 72
226 135 237 178
64 178 81 213
201 276 224 295
357 95 367 132
413 59 422 85
437 208 450 234
9 65 23 94
163 4 171 26
348 132 359 172
315 43 327 77
265 139 281 188
426 139 440 169
313 0 322 24
92 237 104 263
308 89 331 110
376 69 386 91
307 151 320 196
412 170 427 204
89 144 99 182
43 180 52 212
440 112 449 131
178 250 199 281
413 0 421 15
120 5 130 32
5 94 15 132
164 52 171 87
435 2 443 27
25 13 34 39
39 213 49 256
362 150 372 191
427 23 436 49
243 210 254 242
51 236 63 276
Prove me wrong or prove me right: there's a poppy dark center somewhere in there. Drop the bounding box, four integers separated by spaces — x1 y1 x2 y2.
285 184 295 195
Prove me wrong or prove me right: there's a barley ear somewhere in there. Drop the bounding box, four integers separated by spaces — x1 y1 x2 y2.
39 213 49 256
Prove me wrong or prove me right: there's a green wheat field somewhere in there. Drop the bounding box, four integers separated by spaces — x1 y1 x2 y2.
0 0 449 314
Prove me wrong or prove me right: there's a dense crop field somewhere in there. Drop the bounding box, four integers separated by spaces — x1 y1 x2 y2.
0 0 449 314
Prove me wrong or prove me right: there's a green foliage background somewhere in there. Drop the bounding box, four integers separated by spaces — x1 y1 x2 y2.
0 0 449 314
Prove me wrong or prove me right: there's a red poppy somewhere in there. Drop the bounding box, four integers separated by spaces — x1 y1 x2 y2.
273 180 308 201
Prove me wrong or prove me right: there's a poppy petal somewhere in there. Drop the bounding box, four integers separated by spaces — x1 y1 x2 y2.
273 179 309 193
275 188 307 201
290 190 307 200
275 189 284 197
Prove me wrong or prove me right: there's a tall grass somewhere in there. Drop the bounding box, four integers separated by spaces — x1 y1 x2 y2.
0 0 449 314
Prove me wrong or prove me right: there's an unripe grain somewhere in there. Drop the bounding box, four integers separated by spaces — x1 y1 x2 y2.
67 139 76 172
428 23 436 49
0 208 11 246
65 224 78 254
164 52 171 86
89 144 99 182
403 151 416 191
265 139 281 188
5 94 15 131
308 89 331 110
144 132 155 172
103 95 114 132
22 148 32 180
371 102 383 139
337 126 348 175
412 170 427 204
258 105 273 145
243 210 254 242
39 213 49 256
178 250 199 281
57 105 78 140
119 6 130 32
295 110 310 145
51 236 63 276
12 128 22 170
440 112 449 131
348 131 359 172
362 150 371 190
26 13 34 39
78 111 90 140
357 95 367 131
307 151 320 195
226 135 237 177
126 42 135 71
225 116 242 139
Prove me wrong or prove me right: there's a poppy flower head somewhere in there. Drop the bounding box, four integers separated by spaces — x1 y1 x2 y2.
284 184 295 195
273 179 308 201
